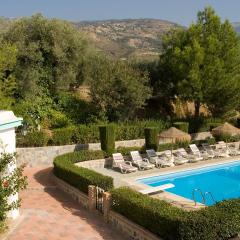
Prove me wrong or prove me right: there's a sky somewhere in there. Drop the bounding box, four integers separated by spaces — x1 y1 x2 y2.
0 0 240 26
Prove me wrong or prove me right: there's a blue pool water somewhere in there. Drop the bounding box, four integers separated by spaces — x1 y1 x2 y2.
138 161 240 206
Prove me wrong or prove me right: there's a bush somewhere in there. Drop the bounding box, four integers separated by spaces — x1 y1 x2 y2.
99 125 115 155
173 122 189 133
48 110 70 129
191 137 216 147
157 141 189 152
51 126 76 145
144 127 158 151
53 150 113 194
73 125 100 143
215 134 240 143
179 199 240 240
111 187 240 240
17 131 49 147
111 187 185 240
115 146 145 156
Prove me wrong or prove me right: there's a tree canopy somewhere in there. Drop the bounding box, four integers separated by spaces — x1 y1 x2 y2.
89 56 152 121
3 14 89 99
0 43 17 109
158 7 240 118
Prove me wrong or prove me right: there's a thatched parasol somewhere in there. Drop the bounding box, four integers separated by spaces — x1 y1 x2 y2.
159 127 191 157
159 127 191 142
211 122 240 137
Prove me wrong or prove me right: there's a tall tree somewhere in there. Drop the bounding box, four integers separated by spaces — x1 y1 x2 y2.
3 14 89 98
159 7 240 118
0 43 17 109
89 56 152 121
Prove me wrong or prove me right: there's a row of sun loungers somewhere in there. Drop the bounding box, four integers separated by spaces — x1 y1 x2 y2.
112 141 240 174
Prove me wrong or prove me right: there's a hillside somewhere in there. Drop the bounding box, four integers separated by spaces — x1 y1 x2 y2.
0 17 239 59
75 19 180 59
232 22 240 34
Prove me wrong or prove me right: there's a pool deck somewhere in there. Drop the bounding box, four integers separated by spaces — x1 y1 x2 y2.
76 156 240 211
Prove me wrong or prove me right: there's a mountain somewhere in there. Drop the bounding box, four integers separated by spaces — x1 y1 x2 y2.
232 22 240 34
75 19 180 59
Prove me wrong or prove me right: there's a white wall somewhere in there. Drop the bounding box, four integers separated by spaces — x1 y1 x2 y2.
0 128 19 219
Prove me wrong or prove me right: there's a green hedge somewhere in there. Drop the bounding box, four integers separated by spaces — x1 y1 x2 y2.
17 131 49 147
17 120 169 147
115 146 145 156
111 187 240 240
179 199 240 240
157 141 189 152
111 187 185 240
173 122 189 133
99 125 115 154
53 150 113 194
144 127 158 151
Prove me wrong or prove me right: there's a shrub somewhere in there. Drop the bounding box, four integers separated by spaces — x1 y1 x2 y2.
0 152 27 230
51 126 76 145
73 125 100 143
157 141 189 152
173 122 189 133
115 146 145 156
191 137 216 147
215 134 240 143
17 131 49 147
53 150 113 194
179 199 240 240
144 127 158 151
99 125 115 155
111 187 240 240
111 187 185 240
48 110 70 129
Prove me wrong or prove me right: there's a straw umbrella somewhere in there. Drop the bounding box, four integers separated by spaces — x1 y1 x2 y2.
159 127 191 157
211 122 240 148
211 122 240 137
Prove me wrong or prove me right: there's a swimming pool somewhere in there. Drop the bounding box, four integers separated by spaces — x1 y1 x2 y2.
138 161 240 206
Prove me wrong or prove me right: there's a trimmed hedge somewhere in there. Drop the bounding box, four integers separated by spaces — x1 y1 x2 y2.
144 127 158 151
17 131 49 147
111 187 240 240
173 122 189 133
53 150 113 194
111 187 185 240
157 141 189 152
179 199 240 240
99 125 115 154
116 146 145 156
17 120 169 147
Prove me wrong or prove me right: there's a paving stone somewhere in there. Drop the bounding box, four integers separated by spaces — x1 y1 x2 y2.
6 167 128 240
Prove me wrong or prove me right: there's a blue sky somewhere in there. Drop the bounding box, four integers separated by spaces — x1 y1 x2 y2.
0 0 240 26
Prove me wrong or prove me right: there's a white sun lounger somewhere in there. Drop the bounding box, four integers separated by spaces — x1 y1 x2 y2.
139 183 175 195
164 150 188 165
175 148 202 162
146 149 173 168
112 153 138 173
189 144 205 160
130 151 155 170
218 141 239 156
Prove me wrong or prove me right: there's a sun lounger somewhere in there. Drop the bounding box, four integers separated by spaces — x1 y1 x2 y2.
218 141 240 156
189 144 205 160
139 183 175 195
112 153 138 174
146 149 173 168
164 150 188 165
202 143 229 158
176 148 202 162
130 151 155 170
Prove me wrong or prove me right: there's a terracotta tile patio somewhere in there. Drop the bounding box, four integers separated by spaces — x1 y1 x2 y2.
5 167 128 240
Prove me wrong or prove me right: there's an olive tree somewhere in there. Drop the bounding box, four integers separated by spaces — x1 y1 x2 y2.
89 56 152 121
